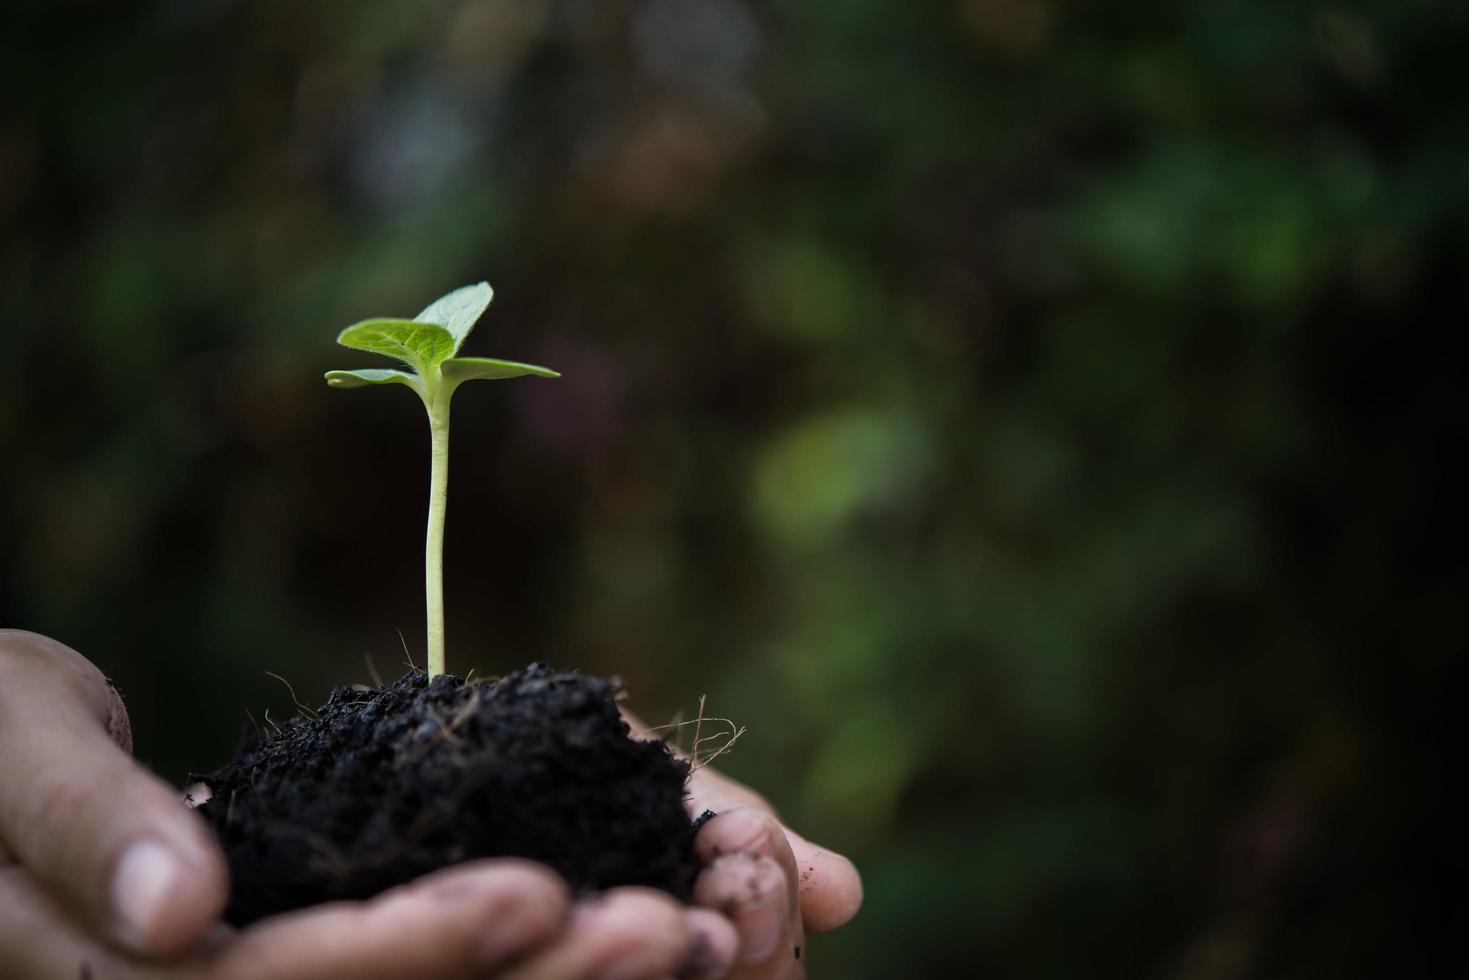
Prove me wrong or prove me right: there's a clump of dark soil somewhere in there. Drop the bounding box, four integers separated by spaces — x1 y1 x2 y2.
194 663 699 926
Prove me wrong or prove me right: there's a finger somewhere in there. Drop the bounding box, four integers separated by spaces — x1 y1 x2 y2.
0 863 111 980
694 810 808 976
497 887 720 980
629 707 862 931
203 859 568 980
0 855 573 980
0 630 229 957
769 826 862 934
693 850 801 980
687 773 862 934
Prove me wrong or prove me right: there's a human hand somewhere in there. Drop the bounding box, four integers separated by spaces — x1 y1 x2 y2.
628 712 864 980
0 630 739 979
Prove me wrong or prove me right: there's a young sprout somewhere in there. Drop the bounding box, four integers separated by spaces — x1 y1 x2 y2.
325 282 558 679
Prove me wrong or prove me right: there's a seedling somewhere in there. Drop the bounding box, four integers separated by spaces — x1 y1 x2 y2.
325 282 558 679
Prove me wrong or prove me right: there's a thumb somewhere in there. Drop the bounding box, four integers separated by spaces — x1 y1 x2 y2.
0 630 229 957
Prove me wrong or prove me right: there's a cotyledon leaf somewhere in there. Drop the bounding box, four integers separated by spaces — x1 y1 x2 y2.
324 368 422 391
337 318 456 372
441 356 561 385
415 282 493 353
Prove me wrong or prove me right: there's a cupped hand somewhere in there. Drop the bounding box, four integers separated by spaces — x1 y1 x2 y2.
0 631 738 979
628 713 865 980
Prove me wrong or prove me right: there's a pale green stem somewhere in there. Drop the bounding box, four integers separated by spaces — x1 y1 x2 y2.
424 390 451 679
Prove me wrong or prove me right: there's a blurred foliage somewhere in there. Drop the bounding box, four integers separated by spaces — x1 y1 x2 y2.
2 0 1465 976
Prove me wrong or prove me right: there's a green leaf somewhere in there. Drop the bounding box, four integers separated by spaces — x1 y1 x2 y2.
441 356 561 385
337 318 455 372
415 282 493 353
324 368 422 391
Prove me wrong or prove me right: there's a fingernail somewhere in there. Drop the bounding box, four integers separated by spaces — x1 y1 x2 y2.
711 809 769 854
738 893 786 964
112 839 190 951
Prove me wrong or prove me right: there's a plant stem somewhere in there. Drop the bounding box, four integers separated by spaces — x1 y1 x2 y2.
424 394 451 679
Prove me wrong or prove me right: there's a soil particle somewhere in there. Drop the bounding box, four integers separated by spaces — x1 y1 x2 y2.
195 663 699 925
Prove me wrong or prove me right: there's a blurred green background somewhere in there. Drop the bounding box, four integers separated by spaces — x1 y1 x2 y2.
2 1 1465 975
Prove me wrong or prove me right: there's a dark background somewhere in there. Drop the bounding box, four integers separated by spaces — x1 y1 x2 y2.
2 1 1465 976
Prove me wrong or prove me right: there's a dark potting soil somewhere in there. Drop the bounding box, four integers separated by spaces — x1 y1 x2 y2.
193 664 699 926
